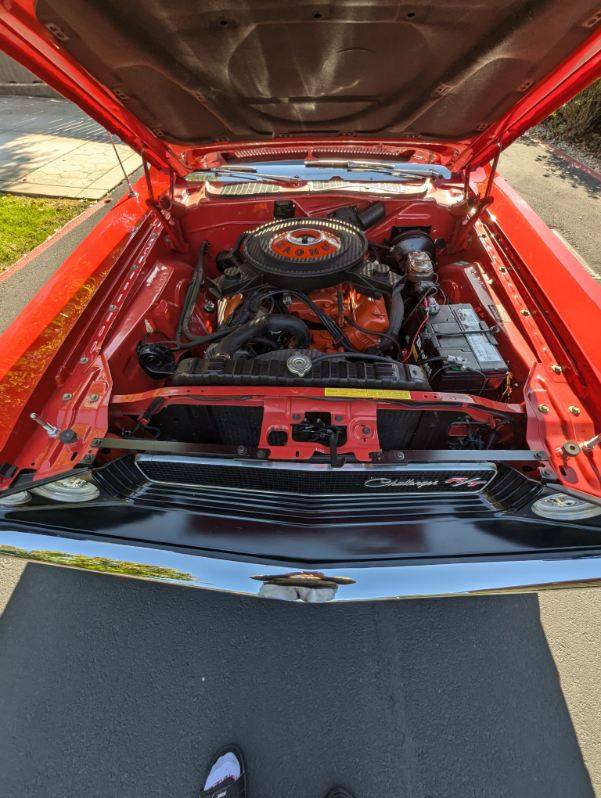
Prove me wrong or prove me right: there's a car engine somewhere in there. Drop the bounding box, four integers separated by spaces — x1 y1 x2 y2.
137 206 507 398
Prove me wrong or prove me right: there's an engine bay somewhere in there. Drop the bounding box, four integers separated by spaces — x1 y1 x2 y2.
136 204 508 398
84 190 539 466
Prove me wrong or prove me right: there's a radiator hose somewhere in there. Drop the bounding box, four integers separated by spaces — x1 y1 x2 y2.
208 315 311 359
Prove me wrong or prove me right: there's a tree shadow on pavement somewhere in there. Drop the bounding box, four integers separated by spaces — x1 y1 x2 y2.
519 136 600 199
0 565 593 798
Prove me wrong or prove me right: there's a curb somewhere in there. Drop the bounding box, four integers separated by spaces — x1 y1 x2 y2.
0 197 108 285
530 136 601 183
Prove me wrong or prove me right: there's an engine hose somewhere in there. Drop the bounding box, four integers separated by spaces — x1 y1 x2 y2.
378 282 404 354
177 241 208 346
209 314 311 359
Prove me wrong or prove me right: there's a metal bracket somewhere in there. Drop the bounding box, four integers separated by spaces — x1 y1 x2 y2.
93 437 545 464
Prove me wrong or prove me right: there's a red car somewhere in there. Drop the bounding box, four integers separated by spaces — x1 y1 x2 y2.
0 1 600 601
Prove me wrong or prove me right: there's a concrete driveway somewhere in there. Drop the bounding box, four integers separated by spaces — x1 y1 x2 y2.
0 97 141 199
0 135 600 797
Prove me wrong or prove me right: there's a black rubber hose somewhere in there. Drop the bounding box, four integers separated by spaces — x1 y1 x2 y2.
378 282 404 354
209 314 311 359
177 241 208 346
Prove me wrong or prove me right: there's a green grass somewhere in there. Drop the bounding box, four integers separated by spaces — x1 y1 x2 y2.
0 194 90 274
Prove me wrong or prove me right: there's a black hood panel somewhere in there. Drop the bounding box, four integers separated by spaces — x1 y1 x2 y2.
36 0 599 144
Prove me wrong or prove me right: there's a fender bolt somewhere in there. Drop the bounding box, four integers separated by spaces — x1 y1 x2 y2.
568 405 581 416
538 404 549 414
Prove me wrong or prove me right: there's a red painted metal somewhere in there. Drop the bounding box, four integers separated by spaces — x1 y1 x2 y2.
0 172 167 464
476 177 601 497
107 385 523 465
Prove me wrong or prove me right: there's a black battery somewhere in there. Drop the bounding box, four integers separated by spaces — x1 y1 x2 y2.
414 303 508 396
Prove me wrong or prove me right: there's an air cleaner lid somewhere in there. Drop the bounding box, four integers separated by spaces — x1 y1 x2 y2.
242 217 367 289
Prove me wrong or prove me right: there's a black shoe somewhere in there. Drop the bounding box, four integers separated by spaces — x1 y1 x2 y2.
199 745 246 798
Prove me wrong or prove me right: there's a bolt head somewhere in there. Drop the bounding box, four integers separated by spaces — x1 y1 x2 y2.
561 441 581 457
108 304 117 312
362 426 372 435
62 393 73 401
538 404 549 414
521 309 530 317
80 356 89 364
88 394 100 403
568 405 581 416
551 364 562 374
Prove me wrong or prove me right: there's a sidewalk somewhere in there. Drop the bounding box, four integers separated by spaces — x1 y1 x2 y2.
0 96 141 199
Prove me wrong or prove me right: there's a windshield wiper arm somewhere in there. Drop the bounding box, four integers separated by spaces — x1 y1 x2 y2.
188 166 306 187
303 159 451 180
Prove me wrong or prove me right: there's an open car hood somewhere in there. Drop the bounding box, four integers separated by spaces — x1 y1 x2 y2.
0 1 599 174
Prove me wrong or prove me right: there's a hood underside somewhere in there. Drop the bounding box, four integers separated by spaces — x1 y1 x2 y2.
34 0 600 148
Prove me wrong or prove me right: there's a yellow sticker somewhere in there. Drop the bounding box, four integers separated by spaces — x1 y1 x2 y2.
324 388 412 400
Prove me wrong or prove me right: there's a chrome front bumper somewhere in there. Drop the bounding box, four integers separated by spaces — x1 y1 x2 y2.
2 528 601 602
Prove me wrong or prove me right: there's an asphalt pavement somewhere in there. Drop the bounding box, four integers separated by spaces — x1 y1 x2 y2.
0 563 595 798
1 138 600 797
498 137 600 276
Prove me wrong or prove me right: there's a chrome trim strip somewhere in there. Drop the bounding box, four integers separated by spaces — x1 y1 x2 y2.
1 529 600 603
136 455 496 473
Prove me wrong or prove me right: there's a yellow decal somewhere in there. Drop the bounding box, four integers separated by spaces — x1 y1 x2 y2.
324 388 412 400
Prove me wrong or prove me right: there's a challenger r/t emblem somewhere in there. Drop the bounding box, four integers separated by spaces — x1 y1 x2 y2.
364 475 488 489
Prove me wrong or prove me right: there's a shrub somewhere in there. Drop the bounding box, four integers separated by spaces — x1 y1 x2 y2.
541 80 601 155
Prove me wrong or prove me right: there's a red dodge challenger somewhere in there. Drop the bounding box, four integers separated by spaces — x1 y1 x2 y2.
0 1 600 601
